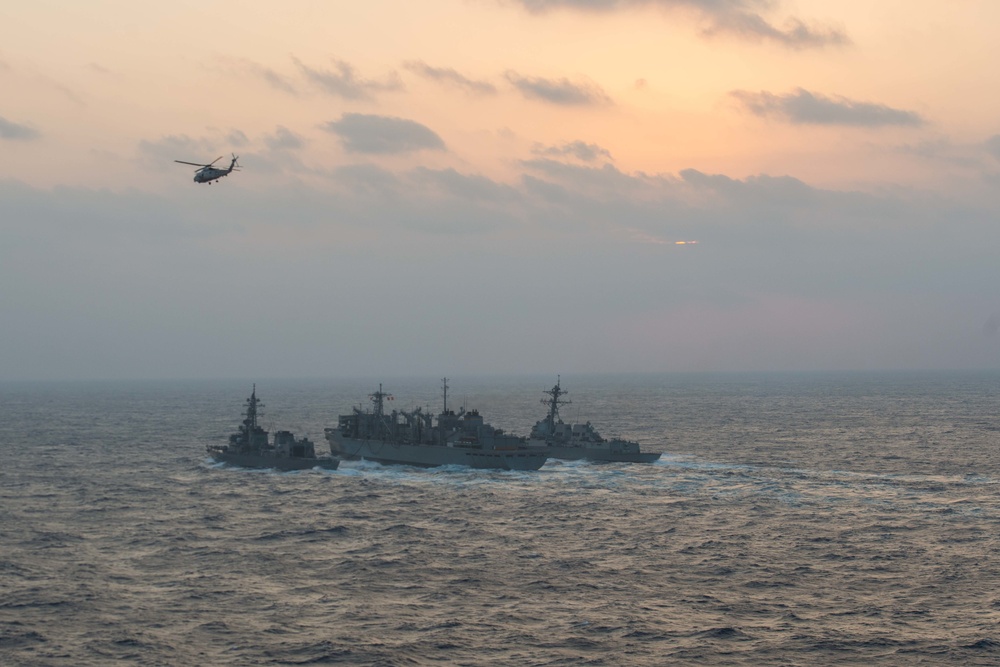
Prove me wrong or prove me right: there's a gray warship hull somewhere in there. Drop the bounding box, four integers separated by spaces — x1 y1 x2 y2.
327 434 547 471
209 448 340 471
540 445 661 463
529 378 662 463
211 386 339 472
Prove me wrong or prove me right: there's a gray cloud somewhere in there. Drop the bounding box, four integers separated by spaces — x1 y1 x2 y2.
138 133 238 171
731 88 924 127
403 61 497 95
219 58 299 95
510 0 848 49
505 71 612 106
0 116 40 141
251 64 298 95
265 125 305 151
532 140 612 162
704 12 848 49
295 58 403 100
985 135 1000 161
893 138 983 170
322 113 446 154
226 129 249 147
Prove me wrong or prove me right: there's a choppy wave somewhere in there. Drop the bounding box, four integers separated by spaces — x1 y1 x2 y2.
3 373 1000 665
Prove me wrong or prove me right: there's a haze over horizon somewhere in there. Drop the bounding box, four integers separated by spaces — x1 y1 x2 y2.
4 1 1000 381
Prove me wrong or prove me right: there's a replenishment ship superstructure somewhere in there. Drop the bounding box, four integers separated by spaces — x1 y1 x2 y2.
528 377 661 463
326 380 548 471
208 385 339 471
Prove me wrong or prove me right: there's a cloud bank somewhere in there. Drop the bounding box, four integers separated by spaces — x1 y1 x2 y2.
731 88 924 127
532 140 613 162
0 116 40 141
505 71 612 106
5 154 999 380
510 0 848 49
985 135 1000 161
322 113 446 154
265 125 305 151
295 58 403 100
404 61 497 95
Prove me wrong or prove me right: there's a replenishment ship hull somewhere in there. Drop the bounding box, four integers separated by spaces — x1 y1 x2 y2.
528 378 661 463
326 380 548 472
326 433 547 470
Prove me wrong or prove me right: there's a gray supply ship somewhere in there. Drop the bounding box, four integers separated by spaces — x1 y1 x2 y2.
208 386 340 471
326 380 549 471
528 377 661 463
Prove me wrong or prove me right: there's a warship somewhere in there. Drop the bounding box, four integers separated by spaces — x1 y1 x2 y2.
326 380 549 471
208 386 339 471
528 377 661 463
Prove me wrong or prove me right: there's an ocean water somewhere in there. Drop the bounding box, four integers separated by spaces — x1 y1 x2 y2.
2 372 1000 665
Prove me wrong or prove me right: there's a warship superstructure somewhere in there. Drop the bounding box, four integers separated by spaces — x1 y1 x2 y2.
208 386 339 471
326 380 549 471
528 377 661 463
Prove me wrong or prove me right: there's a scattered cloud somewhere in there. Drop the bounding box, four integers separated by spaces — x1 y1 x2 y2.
221 57 298 94
251 63 298 95
403 60 497 95
226 129 249 147
509 0 848 49
703 12 848 49
265 125 305 151
137 133 227 169
295 57 403 100
731 88 924 127
892 138 983 170
0 116 40 141
532 140 613 162
322 113 446 154
505 71 612 106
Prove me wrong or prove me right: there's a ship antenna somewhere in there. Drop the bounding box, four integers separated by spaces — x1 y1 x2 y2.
369 383 394 438
246 383 262 430
541 375 570 427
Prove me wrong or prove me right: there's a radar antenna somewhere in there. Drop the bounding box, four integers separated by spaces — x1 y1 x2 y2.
540 375 570 428
244 383 264 432
368 384 394 439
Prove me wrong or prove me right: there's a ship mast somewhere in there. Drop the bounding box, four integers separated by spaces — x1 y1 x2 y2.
244 383 263 434
369 383 394 438
541 375 570 428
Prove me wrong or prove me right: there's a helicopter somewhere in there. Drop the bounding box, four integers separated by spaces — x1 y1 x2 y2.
174 154 241 184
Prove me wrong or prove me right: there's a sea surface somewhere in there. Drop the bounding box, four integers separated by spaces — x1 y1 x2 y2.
3 372 1000 665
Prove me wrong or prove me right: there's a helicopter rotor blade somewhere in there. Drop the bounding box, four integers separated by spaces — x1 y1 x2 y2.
174 160 209 167
207 156 223 167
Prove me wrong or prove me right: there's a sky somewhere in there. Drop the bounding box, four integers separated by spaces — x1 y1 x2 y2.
3 0 1000 380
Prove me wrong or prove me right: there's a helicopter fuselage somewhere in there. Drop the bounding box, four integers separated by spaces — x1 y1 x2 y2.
193 168 231 183
176 155 240 184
